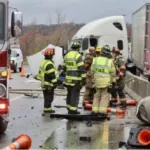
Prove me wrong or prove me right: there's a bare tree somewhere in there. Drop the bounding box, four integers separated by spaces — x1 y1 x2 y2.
49 10 72 46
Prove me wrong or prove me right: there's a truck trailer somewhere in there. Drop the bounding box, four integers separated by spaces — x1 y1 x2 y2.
132 3 150 81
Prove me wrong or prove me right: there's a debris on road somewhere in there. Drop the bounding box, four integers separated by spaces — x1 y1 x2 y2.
50 113 108 121
79 136 91 142
54 105 82 109
31 106 34 110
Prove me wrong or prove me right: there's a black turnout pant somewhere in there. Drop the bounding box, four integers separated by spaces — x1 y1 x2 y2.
66 83 80 111
43 89 54 109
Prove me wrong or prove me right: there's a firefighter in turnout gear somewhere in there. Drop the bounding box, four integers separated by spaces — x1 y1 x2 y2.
63 42 86 114
91 45 116 115
36 48 58 114
110 47 127 109
83 53 95 103
85 46 96 57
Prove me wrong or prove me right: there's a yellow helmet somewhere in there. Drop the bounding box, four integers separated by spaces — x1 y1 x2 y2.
96 46 102 52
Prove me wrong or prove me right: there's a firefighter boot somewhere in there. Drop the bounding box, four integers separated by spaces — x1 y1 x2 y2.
44 109 55 114
120 101 126 110
68 110 80 115
110 100 117 107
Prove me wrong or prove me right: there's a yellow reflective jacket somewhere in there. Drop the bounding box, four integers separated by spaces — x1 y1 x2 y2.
63 50 86 86
36 59 57 89
91 56 116 88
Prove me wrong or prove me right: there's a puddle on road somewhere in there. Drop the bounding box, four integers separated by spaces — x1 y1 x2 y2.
41 121 133 149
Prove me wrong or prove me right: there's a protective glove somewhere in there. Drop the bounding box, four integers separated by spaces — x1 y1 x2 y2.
53 83 57 89
112 82 117 87
58 65 62 71
112 82 118 90
44 85 52 91
82 78 86 86
107 84 113 93
33 75 38 80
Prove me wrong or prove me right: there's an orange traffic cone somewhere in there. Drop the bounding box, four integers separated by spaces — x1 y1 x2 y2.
8 69 12 80
107 107 126 114
84 103 126 114
82 100 92 106
116 99 137 106
82 100 89 106
2 134 32 150
20 65 25 77
137 129 150 146
84 103 92 110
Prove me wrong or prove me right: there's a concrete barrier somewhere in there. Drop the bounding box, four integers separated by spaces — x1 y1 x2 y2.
125 72 150 102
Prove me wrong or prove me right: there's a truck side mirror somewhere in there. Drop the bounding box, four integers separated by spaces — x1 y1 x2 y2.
8 49 11 55
11 11 23 37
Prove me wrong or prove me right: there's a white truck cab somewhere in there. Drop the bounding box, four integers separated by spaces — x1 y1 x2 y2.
69 16 128 61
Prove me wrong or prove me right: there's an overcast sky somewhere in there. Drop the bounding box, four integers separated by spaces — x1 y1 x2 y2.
9 0 150 25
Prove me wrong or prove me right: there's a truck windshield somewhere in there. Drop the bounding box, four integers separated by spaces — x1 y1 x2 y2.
0 3 4 42
10 50 17 57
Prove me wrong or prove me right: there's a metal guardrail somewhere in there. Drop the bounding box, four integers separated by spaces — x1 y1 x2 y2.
125 72 150 101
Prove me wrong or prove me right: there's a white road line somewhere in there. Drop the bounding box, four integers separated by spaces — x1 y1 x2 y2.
10 95 24 102
10 88 41 102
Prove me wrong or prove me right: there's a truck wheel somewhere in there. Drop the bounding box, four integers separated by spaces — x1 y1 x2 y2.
19 67 22 72
19 62 23 72
0 117 8 134
14 64 17 73
136 68 141 76
148 76 150 82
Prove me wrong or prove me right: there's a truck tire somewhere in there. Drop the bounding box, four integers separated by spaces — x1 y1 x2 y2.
14 64 17 73
19 62 23 72
0 117 8 134
148 76 150 82
136 68 141 76
19 67 22 72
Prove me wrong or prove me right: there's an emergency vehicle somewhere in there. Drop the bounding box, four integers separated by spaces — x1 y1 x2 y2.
0 0 23 133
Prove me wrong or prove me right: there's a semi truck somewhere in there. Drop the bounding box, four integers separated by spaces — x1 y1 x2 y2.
131 3 150 81
68 16 129 61
0 0 23 133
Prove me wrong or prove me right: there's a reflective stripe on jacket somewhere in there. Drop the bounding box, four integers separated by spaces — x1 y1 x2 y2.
37 59 57 89
63 51 86 86
91 56 116 88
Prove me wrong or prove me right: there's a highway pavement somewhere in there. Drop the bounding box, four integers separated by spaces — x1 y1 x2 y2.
0 66 146 149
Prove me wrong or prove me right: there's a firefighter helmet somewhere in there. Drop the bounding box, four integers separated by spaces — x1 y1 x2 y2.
96 46 102 52
43 48 55 56
101 45 111 54
71 42 81 49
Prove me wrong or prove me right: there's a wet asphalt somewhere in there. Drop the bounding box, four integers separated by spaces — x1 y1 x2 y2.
0 66 147 149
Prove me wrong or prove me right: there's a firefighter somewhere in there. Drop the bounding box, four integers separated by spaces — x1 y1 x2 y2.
85 46 96 57
95 46 102 57
91 45 116 115
83 54 95 103
63 42 86 114
110 47 127 109
36 48 57 114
